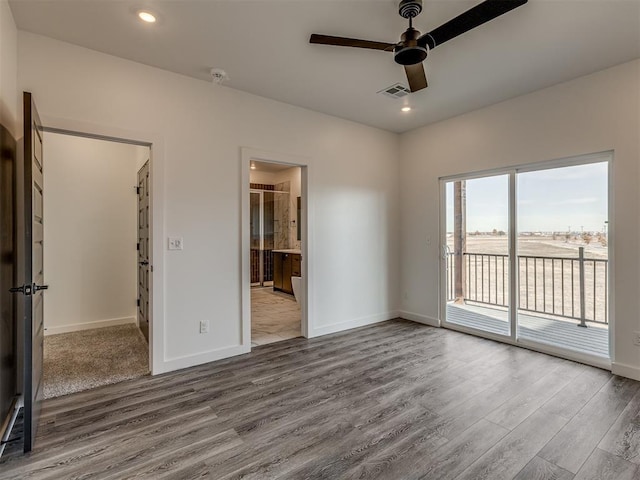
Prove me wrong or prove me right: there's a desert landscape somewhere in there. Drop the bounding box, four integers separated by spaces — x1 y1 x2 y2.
446 233 608 324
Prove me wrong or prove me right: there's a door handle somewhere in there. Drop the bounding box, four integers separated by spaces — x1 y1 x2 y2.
139 261 149 266
9 283 48 295
9 284 31 295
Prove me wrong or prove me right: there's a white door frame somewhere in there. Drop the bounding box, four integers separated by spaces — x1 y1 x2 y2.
241 147 310 345
439 151 614 371
39 115 165 374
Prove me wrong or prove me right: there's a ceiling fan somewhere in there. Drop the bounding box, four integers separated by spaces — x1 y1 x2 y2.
310 0 528 93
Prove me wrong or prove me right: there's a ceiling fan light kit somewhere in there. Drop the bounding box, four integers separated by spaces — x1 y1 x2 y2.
394 27 428 66
310 0 528 94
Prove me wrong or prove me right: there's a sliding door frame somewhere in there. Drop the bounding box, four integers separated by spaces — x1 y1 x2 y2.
440 169 517 343
439 151 613 370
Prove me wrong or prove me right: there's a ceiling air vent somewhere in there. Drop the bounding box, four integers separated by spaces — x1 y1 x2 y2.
378 83 411 99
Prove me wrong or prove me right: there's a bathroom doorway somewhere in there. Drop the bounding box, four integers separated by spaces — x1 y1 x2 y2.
246 159 304 346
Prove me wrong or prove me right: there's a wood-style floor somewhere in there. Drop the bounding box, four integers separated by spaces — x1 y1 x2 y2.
1 319 639 479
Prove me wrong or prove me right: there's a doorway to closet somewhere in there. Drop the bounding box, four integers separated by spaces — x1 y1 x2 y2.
40 132 151 399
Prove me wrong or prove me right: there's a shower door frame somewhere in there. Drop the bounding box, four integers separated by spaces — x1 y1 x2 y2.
250 189 264 287
250 188 289 287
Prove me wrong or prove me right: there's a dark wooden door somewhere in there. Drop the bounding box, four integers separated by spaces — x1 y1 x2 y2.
19 92 47 453
137 160 150 342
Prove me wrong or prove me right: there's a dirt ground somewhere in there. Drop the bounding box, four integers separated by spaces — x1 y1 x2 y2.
445 235 608 323
447 235 608 260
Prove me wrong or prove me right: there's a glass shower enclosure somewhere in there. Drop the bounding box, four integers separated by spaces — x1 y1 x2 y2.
250 188 290 286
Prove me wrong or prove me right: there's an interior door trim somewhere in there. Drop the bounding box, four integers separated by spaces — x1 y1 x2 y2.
34 115 166 374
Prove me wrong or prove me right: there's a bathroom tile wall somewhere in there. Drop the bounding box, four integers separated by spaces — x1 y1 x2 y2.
274 181 290 249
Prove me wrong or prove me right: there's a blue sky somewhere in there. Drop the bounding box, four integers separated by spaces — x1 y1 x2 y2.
446 162 608 233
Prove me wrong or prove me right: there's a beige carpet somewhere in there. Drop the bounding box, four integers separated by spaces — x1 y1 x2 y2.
43 324 149 399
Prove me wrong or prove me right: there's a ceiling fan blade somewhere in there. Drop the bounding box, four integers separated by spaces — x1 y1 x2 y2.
404 64 428 93
310 34 395 51
420 0 528 49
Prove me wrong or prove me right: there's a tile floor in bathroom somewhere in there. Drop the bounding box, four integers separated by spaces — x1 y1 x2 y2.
251 287 301 346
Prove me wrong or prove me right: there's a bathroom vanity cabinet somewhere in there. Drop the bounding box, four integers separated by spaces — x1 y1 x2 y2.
273 250 301 295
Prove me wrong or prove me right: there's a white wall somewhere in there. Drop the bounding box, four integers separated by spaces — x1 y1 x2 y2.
0 0 18 422
18 32 400 373
42 132 147 335
399 60 640 378
0 0 17 137
135 145 149 171
249 170 276 185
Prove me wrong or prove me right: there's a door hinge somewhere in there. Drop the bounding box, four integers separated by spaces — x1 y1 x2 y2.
137 243 140 251
135 186 140 195
137 298 140 307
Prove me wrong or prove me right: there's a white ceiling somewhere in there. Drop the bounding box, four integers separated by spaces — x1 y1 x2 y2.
9 1 640 133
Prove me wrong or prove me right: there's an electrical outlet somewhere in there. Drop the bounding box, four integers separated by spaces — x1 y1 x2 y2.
634 331 640 346
200 320 209 334
168 237 183 250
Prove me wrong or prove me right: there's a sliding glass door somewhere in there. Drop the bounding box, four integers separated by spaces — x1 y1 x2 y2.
441 154 610 361
444 174 512 338
516 162 609 358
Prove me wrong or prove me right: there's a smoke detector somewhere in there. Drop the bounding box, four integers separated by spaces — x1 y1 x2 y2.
210 68 229 84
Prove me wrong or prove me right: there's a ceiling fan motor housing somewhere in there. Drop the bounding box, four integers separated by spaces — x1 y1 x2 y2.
394 27 428 65
399 0 423 19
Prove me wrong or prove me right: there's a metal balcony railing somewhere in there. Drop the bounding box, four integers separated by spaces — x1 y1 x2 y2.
446 247 608 325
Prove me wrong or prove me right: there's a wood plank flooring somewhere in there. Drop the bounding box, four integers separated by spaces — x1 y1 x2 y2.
0 319 638 479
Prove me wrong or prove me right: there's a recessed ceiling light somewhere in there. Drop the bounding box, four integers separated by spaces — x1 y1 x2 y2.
250 163 256 170
401 106 412 112
138 11 156 23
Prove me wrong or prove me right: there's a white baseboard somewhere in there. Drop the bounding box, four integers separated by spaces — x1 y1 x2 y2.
153 344 250 375
399 310 440 327
611 362 640 381
153 312 400 375
44 316 137 336
309 311 399 338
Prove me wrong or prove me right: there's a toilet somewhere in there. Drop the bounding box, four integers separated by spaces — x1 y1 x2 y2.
291 276 302 305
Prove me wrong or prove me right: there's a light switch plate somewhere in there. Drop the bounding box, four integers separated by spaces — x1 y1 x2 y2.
168 237 183 250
